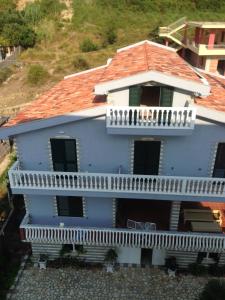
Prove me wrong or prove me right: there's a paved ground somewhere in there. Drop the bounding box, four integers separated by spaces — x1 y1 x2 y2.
11 266 208 300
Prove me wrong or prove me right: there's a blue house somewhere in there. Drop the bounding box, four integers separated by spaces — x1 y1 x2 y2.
1 40 225 268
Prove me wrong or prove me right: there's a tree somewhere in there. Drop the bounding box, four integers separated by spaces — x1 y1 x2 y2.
18 26 36 48
2 24 36 48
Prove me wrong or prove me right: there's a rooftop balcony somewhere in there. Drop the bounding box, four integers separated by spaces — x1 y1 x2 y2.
106 106 196 136
20 214 225 253
9 161 225 202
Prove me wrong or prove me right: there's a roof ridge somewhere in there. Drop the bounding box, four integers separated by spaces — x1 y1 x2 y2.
143 43 150 71
117 40 176 53
64 64 107 80
196 68 225 80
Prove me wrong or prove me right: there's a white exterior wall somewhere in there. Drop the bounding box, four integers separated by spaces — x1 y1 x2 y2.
152 249 166 266
117 247 141 264
108 87 192 107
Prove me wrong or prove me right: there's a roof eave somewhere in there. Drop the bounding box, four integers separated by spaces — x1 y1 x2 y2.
0 106 107 139
95 70 210 96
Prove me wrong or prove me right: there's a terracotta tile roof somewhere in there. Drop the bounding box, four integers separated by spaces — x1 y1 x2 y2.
4 41 204 127
98 41 202 83
5 67 107 127
195 72 225 112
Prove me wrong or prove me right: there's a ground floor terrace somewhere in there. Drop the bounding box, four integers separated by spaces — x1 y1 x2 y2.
19 198 225 263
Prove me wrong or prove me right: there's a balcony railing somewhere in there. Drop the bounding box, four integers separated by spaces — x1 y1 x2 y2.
9 161 225 198
20 215 225 252
106 106 196 130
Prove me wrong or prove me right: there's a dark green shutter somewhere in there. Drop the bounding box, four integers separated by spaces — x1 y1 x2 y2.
129 86 142 106
160 86 173 107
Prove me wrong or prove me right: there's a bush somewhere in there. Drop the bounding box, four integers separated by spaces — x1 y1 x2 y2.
199 279 225 300
79 38 98 52
0 67 12 84
72 56 89 71
208 264 225 277
102 25 117 46
188 263 207 276
27 64 49 85
104 249 118 263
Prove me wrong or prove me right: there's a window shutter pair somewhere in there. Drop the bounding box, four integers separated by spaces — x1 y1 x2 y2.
129 86 173 107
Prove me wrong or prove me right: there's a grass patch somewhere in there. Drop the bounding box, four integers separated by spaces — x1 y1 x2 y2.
0 152 16 196
27 64 49 85
72 56 89 71
0 67 12 85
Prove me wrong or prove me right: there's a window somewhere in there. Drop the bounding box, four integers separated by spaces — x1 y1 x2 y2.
50 138 78 172
57 196 83 217
213 143 225 178
129 85 173 107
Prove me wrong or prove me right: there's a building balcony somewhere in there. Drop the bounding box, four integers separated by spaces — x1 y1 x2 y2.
9 161 225 202
186 40 225 56
106 106 196 136
20 214 225 253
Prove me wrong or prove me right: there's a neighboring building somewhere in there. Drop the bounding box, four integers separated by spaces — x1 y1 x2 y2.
1 40 225 268
159 17 225 75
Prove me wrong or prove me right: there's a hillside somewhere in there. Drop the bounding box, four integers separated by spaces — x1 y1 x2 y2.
0 0 225 114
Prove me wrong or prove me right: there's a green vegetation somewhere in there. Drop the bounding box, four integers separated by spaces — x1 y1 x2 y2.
0 0 224 104
72 56 90 71
80 38 98 52
27 64 49 85
188 263 207 276
199 279 225 300
0 67 12 85
0 254 20 300
0 152 16 195
0 9 36 48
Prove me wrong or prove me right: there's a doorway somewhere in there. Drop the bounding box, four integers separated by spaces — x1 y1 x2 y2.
129 86 173 107
141 248 152 266
213 143 225 178
133 140 161 175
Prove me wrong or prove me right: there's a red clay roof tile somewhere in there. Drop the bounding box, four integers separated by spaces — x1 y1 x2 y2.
195 72 225 113
4 41 213 128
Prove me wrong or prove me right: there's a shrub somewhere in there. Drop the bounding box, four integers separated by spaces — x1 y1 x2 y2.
188 263 207 276
79 38 98 52
199 279 225 300
104 249 118 263
165 256 177 271
208 264 225 277
102 25 117 46
72 56 89 71
27 64 49 85
0 67 12 84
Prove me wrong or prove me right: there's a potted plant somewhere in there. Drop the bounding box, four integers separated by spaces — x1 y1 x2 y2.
104 249 118 273
38 254 48 270
165 256 177 277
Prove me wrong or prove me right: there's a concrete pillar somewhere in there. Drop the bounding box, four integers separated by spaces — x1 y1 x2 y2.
208 32 215 49
169 201 181 231
208 58 219 73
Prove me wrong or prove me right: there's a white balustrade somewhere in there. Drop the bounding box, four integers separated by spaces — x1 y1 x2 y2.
106 106 196 129
9 161 225 198
20 215 225 252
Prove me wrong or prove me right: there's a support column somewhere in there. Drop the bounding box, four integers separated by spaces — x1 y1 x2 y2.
169 201 181 231
208 32 215 49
